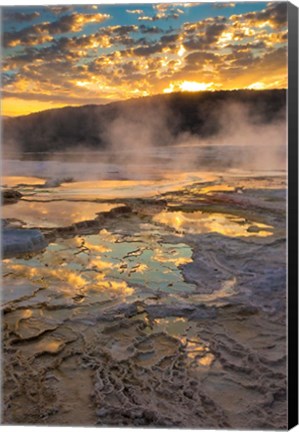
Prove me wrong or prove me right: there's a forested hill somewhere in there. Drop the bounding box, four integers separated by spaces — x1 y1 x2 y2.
3 89 286 154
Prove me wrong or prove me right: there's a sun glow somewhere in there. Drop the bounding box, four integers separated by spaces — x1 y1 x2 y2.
180 81 213 92
217 31 234 46
177 44 186 57
163 81 214 94
76 81 89 87
247 81 266 90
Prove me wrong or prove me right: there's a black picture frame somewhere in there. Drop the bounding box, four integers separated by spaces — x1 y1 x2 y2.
1 1 299 429
288 1 299 429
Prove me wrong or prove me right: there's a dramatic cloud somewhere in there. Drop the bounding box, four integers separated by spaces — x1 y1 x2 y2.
4 12 111 47
231 2 287 29
2 2 288 116
3 11 40 22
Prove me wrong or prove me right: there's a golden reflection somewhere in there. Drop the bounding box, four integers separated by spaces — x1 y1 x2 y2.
60 175 199 199
15 309 33 330
131 263 149 273
8 264 87 288
32 338 65 354
89 258 116 271
99 229 119 242
90 278 134 295
2 176 45 187
13 172 215 202
152 246 193 266
199 184 235 194
85 243 111 253
198 353 214 366
153 211 273 237
184 338 215 367
6 258 134 297
108 280 134 295
191 277 237 304
2 201 121 228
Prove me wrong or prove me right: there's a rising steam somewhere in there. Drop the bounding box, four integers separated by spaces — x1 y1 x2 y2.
2 93 287 181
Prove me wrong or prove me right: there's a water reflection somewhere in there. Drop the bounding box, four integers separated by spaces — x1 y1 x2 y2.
184 339 214 366
2 201 122 228
195 184 235 195
2 172 215 202
190 277 237 305
153 317 215 368
2 228 196 312
153 210 273 237
58 172 214 199
1 176 45 187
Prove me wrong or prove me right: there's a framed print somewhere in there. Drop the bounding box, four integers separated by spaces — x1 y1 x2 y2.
1 1 298 429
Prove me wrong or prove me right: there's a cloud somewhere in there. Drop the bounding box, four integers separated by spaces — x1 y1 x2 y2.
181 16 228 50
139 25 164 34
205 22 227 43
185 50 219 64
4 32 53 48
213 3 235 9
160 33 180 44
176 3 202 7
46 13 111 34
83 5 99 11
231 2 287 29
259 30 287 45
101 25 138 37
2 3 288 114
3 11 40 23
133 43 164 56
153 3 197 14
46 6 74 15
138 13 180 22
3 12 111 47
2 73 18 86
126 9 144 15
137 4 183 22
226 40 268 51
183 50 219 73
183 15 227 34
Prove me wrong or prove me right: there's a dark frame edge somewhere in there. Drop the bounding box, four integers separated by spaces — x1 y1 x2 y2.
288 1 299 430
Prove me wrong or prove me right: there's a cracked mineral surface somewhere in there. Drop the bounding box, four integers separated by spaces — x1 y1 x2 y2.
1 171 286 428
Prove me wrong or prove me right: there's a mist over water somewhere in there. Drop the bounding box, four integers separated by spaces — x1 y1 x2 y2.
3 96 287 182
2 93 287 429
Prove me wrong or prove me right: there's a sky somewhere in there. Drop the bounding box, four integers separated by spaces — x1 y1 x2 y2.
1 1 288 116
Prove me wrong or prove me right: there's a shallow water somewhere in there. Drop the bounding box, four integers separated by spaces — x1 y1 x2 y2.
2 201 123 228
153 210 273 237
2 171 287 428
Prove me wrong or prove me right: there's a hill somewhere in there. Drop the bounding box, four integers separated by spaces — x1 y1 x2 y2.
3 90 286 154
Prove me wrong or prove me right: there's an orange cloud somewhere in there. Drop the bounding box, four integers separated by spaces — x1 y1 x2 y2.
4 12 111 47
2 3 287 117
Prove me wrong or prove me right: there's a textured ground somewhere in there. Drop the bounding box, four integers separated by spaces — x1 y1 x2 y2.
1 172 287 428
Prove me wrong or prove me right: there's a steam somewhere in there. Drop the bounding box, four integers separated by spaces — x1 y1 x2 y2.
98 99 287 175
2 96 287 182
209 101 287 171
99 102 174 178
